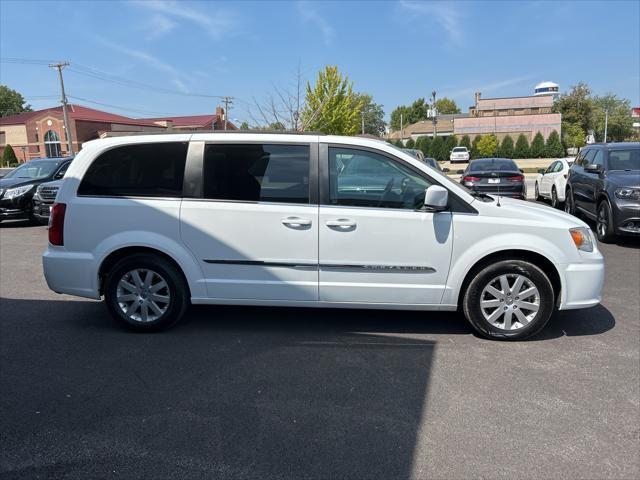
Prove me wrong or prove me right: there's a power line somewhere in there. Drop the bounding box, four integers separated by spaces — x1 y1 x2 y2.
67 95 178 117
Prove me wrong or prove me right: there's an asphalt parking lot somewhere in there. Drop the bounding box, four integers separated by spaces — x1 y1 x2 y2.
1 219 639 479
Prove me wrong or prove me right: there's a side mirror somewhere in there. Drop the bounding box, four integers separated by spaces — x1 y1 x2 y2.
584 164 602 174
456 169 464 174
424 185 448 211
442 167 450 173
537 168 545 175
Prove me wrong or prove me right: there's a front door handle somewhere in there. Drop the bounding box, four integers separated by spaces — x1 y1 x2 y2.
326 218 356 229
282 216 312 227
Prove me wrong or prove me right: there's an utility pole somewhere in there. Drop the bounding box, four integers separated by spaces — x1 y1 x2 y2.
221 96 233 130
361 110 365 135
400 113 404 145
431 90 437 138
49 62 73 155
603 108 609 143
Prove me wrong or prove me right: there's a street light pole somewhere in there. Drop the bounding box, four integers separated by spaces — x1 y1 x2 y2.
49 62 73 155
431 90 437 138
604 108 609 143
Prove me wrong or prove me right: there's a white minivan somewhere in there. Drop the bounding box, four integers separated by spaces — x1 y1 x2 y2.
43 133 604 340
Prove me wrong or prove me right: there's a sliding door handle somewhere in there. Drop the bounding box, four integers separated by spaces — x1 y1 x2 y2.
326 219 356 228
282 216 312 227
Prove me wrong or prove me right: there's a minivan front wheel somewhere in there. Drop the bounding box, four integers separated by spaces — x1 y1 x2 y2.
104 253 189 331
462 260 554 340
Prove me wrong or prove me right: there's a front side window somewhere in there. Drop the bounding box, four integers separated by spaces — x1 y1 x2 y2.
591 150 604 167
203 144 310 203
545 161 558 174
581 149 596 166
78 142 188 197
328 147 431 209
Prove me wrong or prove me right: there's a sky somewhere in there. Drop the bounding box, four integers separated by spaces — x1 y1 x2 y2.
1 0 638 124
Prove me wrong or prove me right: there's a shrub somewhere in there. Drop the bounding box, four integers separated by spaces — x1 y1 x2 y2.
530 132 546 158
545 130 564 158
477 134 498 157
444 135 458 158
420 136 432 156
431 136 445 161
405 138 415 149
459 135 471 151
498 135 514 158
2 144 18 167
470 135 482 159
514 134 530 158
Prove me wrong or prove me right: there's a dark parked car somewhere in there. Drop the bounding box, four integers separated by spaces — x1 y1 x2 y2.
32 178 64 223
423 157 444 172
402 148 424 161
565 142 639 242
457 158 526 200
0 157 72 224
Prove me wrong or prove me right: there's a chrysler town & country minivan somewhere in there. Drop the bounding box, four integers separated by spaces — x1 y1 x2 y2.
43 133 604 340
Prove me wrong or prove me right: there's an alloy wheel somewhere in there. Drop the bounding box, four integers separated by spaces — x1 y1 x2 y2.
480 274 540 331
597 205 608 239
116 268 171 323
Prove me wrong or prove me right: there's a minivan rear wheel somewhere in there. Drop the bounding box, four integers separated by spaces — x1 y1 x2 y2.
462 260 554 340
104 253 189 331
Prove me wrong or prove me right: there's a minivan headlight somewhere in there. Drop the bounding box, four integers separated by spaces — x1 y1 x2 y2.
4 184 34 199
569 227 594 252
614 188 640 200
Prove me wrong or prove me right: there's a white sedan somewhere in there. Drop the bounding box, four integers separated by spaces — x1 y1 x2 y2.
535 157 574 208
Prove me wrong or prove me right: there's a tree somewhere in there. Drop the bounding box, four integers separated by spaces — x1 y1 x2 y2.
434 97 460 114
444 135 458 158
477 135 498 158
355 93 386 136
514 134 530 158
405 138 415 148
302 66 363 135
268 121 286 131
239 121 249 130
545 130 564 158
389 98 429 131
394 139 404 147
249 64 305 131
498 135 514 158
431 136 445 161
562 122 585 149
470 135 482 159
591 94 634 142
459 135 472 151
530 132 546 158
2 144 18 167
418 136 432 156
0 85 32 117
553 82 593 134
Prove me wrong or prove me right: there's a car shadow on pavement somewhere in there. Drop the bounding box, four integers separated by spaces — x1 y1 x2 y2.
0 298 617 479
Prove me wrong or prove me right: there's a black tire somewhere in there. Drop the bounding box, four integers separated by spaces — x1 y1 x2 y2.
564 188 575 215
462 259 555 341
534 182 542 201
596 200 616 243
104 253 189 332
551 186 559 209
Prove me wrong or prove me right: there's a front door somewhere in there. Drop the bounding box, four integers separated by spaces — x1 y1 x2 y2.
180 141 319 301
318 146 453 305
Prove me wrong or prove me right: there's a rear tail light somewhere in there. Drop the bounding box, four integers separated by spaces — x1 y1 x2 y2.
463 176 481 182
49 203 66 246
507 175 525 182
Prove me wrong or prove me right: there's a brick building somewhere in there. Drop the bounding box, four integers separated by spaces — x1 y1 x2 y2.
0 104 235 161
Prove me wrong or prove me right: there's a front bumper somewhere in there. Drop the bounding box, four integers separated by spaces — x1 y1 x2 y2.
612 199 640 235
557 255 605 310
32 198 54 220
0 196 31 220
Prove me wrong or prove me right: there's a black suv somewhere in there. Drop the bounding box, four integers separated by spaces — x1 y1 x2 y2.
0 157 72 225
565 143 639 242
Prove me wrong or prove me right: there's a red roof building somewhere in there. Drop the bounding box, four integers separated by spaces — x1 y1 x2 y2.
0 104 235 161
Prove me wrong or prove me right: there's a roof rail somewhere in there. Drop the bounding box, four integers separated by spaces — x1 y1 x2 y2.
100 129 327 138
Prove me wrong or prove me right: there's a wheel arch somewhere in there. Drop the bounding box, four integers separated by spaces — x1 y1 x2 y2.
98 246 192 297
456 249 562 309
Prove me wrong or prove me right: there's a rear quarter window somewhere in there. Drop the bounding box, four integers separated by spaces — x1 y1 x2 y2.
78 142 188 197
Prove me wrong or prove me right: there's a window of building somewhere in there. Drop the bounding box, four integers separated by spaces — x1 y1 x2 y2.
0 131 5 145
44 130 62 158
328 147 431 210
78 142 188 197
203 144 310 204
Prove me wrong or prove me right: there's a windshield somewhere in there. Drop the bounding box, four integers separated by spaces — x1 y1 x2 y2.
470 159 518 172
3 161 61 180
452 147 467 152
608 149 640 170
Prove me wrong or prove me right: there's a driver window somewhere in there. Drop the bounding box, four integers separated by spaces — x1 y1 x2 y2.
545 162 558 174
592 150 604 167
328 147 431 209
582 150 596 165
55 163 69 178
